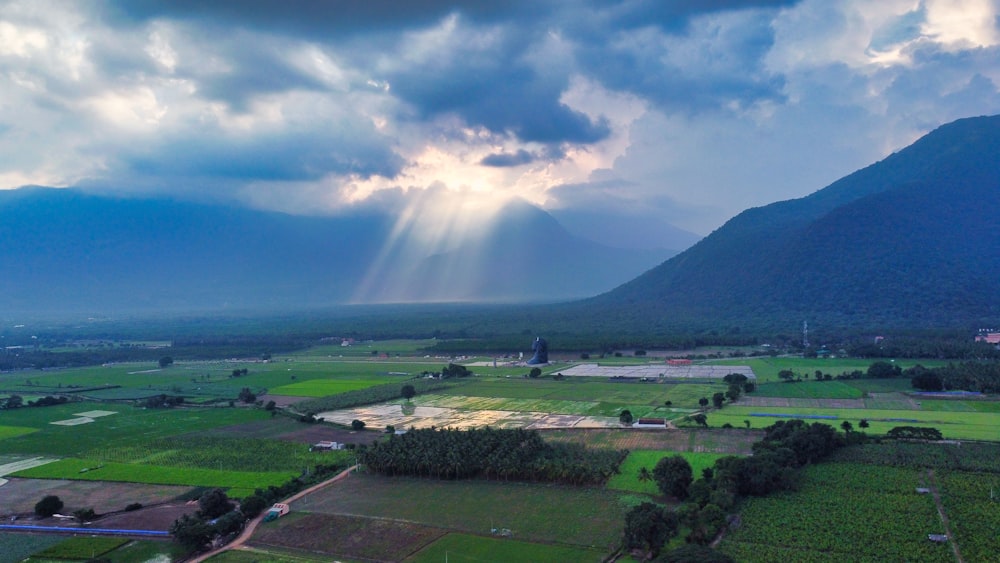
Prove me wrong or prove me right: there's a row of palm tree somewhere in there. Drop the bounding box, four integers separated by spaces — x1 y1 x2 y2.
358 427 626 485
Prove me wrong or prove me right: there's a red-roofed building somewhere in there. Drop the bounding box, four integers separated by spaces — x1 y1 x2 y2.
975 332 1000 344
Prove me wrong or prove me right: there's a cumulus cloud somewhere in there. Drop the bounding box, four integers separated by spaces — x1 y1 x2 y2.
0 0 998 238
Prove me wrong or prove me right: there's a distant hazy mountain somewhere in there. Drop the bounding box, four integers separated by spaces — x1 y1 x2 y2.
0 188 674 315
585 114 1000 332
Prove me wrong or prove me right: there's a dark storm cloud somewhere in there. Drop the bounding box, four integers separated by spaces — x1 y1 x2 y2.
107 0 545 38
122 129 404 182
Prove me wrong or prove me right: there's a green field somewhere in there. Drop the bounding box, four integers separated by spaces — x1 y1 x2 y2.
11 457 295 494
0 425 38 440
407 533 606 563
269 377 397 397
292 474 628 549
0 403 270 457
720 463 952 562
706 405 1000 441
711 357 948 383
0 533 63 563
30 537 129 560
752 381 863 399
606 450 729 495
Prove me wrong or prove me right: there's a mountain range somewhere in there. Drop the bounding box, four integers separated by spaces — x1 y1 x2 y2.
0 189 675 316
584 114 1000 333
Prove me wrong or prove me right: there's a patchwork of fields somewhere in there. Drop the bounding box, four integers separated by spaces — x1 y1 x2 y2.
1 344 999 562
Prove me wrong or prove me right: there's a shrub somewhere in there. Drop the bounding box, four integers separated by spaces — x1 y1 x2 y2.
35 495 63 518
124 503 143 512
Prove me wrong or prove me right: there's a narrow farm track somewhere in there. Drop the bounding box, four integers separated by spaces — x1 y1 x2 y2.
927 469 964 563
186 464 358 563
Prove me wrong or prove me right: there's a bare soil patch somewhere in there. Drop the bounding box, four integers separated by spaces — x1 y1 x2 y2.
261 395 310 407
96 502 198 531
540 428 760 455
250 512 446 561
0 478 194 518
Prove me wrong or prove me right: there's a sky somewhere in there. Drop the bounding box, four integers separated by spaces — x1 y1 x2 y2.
1 0 999 247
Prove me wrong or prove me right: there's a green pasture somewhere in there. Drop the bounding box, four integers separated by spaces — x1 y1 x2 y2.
711 357 948 383
0 403 269 456
606 450 729 495
720 462 955 562
82 436 350 472
269 377 398 397
293 474 628 549
1 358 446 402
0 425 38 440
11 457 294 494
706 405 1000 441
30 537 129 560
753 381 863 399
435 377 721 409
408 533 606 563
90 540 188 563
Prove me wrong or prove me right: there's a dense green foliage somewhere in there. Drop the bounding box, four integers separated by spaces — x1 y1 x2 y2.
652 455 693 499
359 427 626 485
623 502 678 558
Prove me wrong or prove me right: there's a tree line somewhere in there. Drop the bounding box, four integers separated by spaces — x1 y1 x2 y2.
358 427 626 485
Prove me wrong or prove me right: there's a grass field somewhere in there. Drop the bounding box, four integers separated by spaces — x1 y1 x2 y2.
407 533 606 563
30 537 129 560
269 377 398 397
706 405 1000 441
606 450 729 495
0 425 38 440
710 357 949 383
0 403 270 457
11 457 296 494
752 381 863 399
292 473 628 549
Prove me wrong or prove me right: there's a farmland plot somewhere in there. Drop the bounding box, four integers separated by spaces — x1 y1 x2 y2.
720 463 952 562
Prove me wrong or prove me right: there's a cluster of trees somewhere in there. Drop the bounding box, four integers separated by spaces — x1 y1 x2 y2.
33 495 96 522
1 395 72 409
237 387 257 403
172 462 345 553
141 394 184 408
625 419 848 555
908 362 1000 393
886 426 944 440
359 427 626 485
230 368 249 377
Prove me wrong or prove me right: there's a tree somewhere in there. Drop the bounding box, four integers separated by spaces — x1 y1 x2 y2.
239 495 268 519
237 387 256 403
623 502 678 559
653 455 693 499
620 409 634 425
158 356 174 368
778 370 795 382
35 495 63 517
725 384 742 402
691 413 708 428
841 420 853 433
3 394 23 409
198 488 234 520
529 367 542 378
351 419 366 431
170 513 215 552
264 400 276 411
638 467 653 482
73 508 97 522
401 384 416 401
859 419 870 429
867 360 901 379
698 397 709 409
712 393 725 409
664 400 672 407
743 419 751 429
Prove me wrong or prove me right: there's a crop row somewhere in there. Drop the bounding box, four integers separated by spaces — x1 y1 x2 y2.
938 471 1000 562
830 442 1000 473
720 462 951 562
